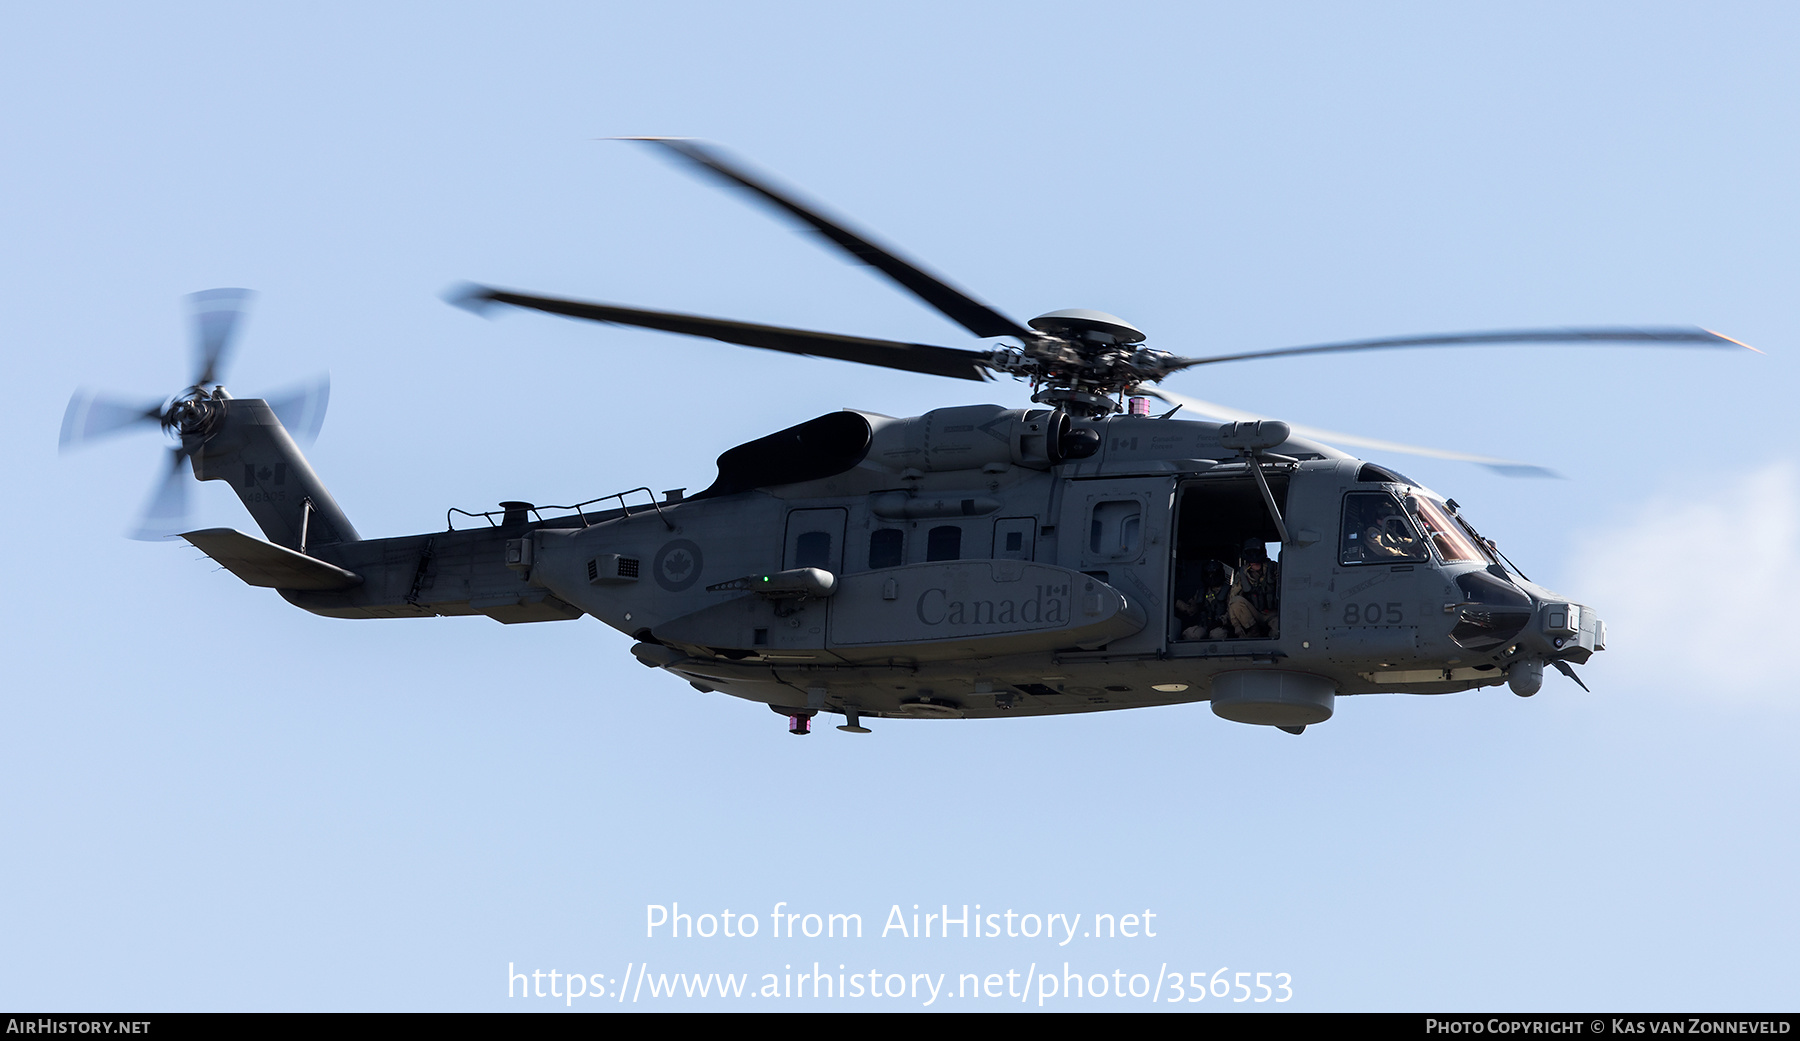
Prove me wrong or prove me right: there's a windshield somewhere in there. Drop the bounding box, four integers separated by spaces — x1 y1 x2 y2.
1410 496 1484 564
1451 513 1502 566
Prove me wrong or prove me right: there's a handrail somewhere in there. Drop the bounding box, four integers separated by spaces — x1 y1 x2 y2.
445 486 675 532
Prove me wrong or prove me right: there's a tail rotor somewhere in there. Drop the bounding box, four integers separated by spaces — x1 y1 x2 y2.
59 289 330 540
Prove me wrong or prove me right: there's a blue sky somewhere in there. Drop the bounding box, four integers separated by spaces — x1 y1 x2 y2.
3 2 1795 1011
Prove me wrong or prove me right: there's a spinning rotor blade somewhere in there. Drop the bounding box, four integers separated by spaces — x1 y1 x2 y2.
265 374 331 446
454 285 993 382
59 390 163 451
1137 385 1560 479
1166 326 1757 370
189 288 255 387
626 138 1034 342
129 448 192 541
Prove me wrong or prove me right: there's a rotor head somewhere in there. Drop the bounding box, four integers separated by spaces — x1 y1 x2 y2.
1028 309 1145 346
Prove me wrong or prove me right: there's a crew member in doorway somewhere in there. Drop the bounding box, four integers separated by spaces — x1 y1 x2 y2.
1175 559 1232 641
1229 542 1280 639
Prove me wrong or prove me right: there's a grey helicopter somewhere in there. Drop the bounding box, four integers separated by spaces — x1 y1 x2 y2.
61 139 1754 736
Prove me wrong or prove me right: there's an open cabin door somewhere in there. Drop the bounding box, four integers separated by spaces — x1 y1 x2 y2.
1169 472 1291 652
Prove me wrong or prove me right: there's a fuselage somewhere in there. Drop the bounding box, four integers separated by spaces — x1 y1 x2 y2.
263 403 1601 730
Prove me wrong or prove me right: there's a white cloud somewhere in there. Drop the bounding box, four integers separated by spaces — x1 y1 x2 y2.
1571 462 1800 703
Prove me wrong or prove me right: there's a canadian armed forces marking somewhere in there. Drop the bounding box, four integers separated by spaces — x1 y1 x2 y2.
654 539 705 592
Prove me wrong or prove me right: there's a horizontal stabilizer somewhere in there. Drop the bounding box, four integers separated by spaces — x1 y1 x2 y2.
181 528 363 590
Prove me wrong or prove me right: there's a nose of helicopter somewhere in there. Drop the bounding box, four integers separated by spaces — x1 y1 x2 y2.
1451 570 1603 693
1539 600 1604 659
1502 596 1604 696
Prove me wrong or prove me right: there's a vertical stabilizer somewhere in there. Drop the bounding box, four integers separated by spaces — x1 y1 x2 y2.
190 398 359 549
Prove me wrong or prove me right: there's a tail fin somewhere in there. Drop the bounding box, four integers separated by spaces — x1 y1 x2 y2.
189 398 359 549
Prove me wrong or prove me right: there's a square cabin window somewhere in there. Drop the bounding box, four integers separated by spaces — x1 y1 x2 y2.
1089 500 1142 558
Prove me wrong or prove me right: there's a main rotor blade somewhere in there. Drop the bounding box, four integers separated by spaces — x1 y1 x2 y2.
129 448 192 541
1137 385 1560 478
454 285 994 382
265 374 331 446
626 138 1035 342
1167 326 1757 370
59 390 163 451
189 288 255 387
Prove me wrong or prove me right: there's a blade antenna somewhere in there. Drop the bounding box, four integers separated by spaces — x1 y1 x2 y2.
1550 659 1591 692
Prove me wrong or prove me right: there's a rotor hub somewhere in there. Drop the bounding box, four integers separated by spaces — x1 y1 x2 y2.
161 388 225 439
1000 312 1176 418
1028 309 1146 346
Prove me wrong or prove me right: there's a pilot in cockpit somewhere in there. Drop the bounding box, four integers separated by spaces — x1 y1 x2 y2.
1364 507 1423 560
1342 492 1424 563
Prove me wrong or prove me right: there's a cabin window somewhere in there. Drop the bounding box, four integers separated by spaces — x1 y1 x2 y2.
992 517 1035 561
869 528 904 569
926 525 962 561
784 507 846 573
1089 500 1142 558
795 530 833 570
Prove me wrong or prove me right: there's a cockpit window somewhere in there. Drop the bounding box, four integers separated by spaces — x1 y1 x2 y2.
1451 513 1502 567
1341 492 1427 565
1411 496 1484 564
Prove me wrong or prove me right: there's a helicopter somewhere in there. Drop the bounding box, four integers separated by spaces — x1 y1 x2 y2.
61 139 1754 736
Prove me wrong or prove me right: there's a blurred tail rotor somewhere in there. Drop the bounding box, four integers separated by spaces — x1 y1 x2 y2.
265 374 331 446
58 392 166 452
189 288 254 388
58 289 330 539
130 447 194 541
